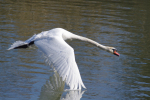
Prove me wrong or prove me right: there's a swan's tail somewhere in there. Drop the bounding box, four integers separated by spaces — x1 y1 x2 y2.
7 34 36 50
7 41 34 50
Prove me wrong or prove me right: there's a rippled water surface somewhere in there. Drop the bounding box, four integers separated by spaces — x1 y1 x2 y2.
1 0 150 100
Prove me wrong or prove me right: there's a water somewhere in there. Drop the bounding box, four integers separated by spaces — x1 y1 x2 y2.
1 0 150 100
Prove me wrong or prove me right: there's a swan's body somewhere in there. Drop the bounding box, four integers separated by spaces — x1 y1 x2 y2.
8 28 119 90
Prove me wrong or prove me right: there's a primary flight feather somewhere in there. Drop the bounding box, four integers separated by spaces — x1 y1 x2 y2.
8 28 120 90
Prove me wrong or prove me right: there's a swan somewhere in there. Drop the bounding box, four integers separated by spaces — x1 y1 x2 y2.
8 28 120 90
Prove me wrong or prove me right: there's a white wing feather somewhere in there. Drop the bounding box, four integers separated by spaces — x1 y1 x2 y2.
34 36 86 90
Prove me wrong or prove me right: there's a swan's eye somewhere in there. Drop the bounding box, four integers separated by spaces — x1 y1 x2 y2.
112 49 117 51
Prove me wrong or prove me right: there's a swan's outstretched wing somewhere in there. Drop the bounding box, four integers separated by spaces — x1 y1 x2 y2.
34 37 86 90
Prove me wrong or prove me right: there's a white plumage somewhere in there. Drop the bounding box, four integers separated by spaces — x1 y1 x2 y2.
8 28 119 90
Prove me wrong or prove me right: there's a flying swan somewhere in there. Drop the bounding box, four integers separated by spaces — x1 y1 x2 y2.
8 28 120 90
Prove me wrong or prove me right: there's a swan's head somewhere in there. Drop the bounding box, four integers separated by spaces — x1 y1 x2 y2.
106 47 120 56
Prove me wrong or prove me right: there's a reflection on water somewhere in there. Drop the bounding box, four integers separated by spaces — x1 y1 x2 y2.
39 72 85 100
39 72 65 100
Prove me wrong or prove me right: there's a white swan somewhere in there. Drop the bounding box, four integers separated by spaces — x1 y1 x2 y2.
8 28 120 90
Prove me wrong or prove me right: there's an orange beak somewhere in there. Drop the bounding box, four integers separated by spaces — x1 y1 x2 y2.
113 50 120 56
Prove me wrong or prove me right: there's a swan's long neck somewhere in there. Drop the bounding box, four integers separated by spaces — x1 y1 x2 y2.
69 34 108 50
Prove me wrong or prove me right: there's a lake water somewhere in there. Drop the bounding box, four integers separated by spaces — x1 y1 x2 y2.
1 0 150 100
